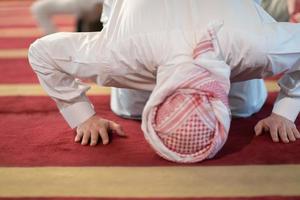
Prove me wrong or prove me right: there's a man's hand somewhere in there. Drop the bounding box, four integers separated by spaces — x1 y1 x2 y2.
254 113 300 143
75 115 126 146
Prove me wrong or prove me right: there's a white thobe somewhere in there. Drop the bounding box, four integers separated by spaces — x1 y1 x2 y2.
29 0 300 128
31 0 103 34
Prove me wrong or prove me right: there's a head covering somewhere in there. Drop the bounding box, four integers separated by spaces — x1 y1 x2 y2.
142 23 231 163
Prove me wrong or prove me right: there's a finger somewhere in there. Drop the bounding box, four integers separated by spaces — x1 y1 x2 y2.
287 127 296 142
90 130 99 146
81 131 91 145
270 126 279 143
292 126 300 139
109 121 126 137
278 126 289 143
254 122 263 136
75 129 84 143
99 128 109 145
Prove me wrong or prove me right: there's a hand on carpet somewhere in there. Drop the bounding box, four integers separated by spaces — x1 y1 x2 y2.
75 115 126 146
254 113 300 143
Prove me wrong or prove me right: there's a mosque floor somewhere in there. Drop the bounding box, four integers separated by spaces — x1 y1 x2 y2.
0 1 299 199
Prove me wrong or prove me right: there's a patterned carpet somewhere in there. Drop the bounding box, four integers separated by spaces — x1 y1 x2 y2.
0 1 299 199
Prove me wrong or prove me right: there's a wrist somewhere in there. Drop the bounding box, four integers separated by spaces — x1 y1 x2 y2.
60 101 96 129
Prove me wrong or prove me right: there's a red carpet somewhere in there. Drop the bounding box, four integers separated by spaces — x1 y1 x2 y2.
0 59 38 83
0 17 74 28
0 93 299 167
0 1 300 199
0 12 75 28
0 38 36 49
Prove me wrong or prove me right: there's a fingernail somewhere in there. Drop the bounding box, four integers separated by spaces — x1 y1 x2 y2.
103 140 109 145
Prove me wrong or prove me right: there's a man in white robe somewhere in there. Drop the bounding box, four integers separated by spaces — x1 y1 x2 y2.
28 0 300 163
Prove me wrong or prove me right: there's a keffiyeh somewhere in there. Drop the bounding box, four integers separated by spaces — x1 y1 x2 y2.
142 24 232 163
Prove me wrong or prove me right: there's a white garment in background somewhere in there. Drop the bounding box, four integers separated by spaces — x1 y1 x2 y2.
31 0 103 34
29 0 300 129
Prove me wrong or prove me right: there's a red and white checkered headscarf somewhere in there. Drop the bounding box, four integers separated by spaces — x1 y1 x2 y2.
142 24 231 163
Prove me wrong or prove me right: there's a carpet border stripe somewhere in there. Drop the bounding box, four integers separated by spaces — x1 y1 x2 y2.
0 165 299 198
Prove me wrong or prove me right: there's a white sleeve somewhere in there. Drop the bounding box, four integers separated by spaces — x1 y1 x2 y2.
266 23 300 122
28 35 97 129
272 70 300 122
